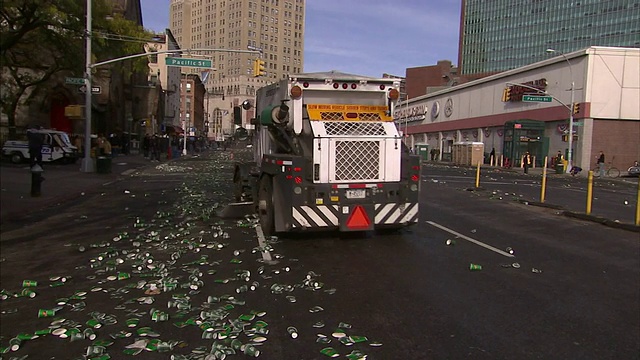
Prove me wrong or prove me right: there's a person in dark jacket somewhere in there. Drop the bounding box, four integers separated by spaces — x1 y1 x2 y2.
142 134 151 158
523 151 532 174
27 126 45 168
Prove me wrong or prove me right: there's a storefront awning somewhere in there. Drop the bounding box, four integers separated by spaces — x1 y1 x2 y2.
165 125 184 134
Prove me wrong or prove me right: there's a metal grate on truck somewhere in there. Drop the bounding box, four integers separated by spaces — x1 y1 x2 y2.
334 140 380 181
324 121 387 136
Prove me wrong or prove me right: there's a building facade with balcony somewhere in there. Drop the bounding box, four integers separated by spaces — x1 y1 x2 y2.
168 0 306 139
397 47 639 172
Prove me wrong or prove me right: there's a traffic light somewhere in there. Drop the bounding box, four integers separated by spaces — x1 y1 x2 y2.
502 87 511 102
572 102 580 114
562 134 568 142
233 106 242 125
252 59 265 77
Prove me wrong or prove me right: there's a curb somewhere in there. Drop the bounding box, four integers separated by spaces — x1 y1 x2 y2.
515 199 639 232
563 211 640 233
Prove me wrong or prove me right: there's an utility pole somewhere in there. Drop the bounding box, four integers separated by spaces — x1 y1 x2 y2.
546 49 575 173
81 0 94 173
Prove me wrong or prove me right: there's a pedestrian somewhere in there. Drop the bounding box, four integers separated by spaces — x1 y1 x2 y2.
596 151 605 177
490 147 496 165
95 133 104 156
151 135 161 162
523 151 532 174
73 135 83 156
143 134 151 158
110 133 121 157
103 136 112 157
555 151 563 166
27 125 44 169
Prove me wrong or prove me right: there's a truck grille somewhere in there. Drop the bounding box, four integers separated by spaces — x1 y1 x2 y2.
319 111 386 122
324 122 386 136
334 140 380 181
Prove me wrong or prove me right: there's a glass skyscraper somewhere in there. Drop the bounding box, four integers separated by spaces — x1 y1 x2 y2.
458 0 640 75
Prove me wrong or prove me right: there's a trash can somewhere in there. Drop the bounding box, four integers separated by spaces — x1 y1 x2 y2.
416 145 429 161
96 156 112 174
555 164 564 174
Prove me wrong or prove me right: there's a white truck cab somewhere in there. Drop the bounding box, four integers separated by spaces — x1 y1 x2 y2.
2 129 79 164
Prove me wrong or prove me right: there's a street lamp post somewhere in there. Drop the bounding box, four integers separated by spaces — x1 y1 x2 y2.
183 117 188 156
81 0 94 172
546 48 575 174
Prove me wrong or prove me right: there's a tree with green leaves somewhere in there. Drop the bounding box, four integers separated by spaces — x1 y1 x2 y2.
1 0 152 139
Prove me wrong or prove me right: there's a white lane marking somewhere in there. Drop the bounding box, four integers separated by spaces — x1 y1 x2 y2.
255 224 273 262
426 221 515 258
121 169 136 176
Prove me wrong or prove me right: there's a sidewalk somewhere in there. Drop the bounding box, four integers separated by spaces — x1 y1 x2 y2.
0 153 166 224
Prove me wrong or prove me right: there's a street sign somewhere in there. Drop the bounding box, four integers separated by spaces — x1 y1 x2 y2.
165 57 212 68
522 95 552 102
65 77 85 85
79 85 101 94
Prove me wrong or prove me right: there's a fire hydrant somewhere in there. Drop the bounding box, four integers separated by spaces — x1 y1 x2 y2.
30 164 44 197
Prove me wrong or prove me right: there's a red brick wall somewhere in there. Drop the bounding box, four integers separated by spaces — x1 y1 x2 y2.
592 120 640 169
405 61 453 99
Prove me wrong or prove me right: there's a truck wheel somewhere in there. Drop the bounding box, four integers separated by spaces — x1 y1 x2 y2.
257 175 275 236
10 152 24 164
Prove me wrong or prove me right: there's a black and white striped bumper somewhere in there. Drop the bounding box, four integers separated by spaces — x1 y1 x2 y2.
291 202 419 230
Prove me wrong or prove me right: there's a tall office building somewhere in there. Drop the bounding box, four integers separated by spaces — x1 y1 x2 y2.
169 0 305 131
458 0 640 75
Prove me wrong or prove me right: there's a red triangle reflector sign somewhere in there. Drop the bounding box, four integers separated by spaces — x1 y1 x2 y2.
346 205 371 230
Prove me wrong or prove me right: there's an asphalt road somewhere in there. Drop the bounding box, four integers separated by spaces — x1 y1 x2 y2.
1 150 638 359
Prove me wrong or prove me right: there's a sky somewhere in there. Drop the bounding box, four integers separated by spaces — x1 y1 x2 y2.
139 0 461 78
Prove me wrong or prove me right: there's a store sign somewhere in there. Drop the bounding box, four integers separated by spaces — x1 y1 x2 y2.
394 104 427 123
503 78 548 102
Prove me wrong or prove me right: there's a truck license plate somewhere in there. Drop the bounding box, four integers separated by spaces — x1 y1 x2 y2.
345 189 366 199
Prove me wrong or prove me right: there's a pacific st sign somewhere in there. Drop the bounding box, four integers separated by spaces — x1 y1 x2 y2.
165 57 212 69
522 95 552 102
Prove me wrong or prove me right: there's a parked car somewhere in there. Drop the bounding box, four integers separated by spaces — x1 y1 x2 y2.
628 162 640 177
2 129 79 164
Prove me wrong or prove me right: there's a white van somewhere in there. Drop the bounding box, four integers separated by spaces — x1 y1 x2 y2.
2 129 79 164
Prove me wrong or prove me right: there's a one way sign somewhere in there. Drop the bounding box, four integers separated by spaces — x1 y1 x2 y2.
79 85 101 94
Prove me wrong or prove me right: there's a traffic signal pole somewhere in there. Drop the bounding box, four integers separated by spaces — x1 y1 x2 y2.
506 81 575 174
79 40 260 173
81 0 94 173
81 0 259 172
